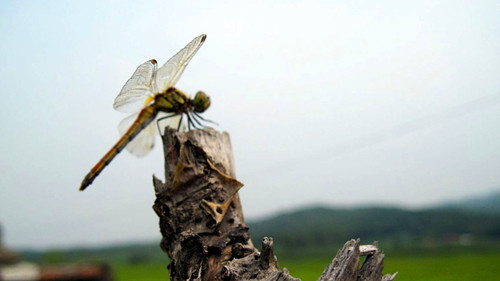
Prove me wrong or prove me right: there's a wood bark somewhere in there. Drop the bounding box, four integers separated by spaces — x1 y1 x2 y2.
153 128 397 281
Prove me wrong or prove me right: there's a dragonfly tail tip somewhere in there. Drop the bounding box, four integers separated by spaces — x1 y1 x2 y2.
79 179 91 191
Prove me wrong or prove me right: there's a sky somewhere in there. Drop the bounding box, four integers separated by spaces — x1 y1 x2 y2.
0 0 499 250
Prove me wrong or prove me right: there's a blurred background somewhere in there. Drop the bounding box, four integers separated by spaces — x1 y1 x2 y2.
1 1 499 280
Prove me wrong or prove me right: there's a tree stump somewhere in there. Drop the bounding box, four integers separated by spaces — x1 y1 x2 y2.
153 128 397 281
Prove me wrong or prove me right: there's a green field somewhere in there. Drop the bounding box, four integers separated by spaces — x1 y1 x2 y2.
382 253 500 281
113 262 170 281
112 251 500 281
280 252 500 281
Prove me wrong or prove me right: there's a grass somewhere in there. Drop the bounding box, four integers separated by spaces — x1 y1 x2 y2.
111 251 500 281
112 262 170 281
383 252 500 281
280 252 500 281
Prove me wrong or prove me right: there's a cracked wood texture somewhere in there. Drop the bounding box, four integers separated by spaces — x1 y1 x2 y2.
153 128 397 281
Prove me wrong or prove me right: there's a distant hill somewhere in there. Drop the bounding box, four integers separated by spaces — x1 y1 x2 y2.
22 242 168 264
247 205 500 255
436 190 500 214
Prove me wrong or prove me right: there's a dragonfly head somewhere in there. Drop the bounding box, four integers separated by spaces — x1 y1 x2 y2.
193 91 210 113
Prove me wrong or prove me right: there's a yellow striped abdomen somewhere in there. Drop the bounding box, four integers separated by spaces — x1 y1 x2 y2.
79 105 158 191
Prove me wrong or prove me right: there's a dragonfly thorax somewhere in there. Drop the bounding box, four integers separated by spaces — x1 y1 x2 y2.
153 88 188 113
154 88 210 114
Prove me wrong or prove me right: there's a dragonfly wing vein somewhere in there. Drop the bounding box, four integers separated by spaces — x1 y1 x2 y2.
156 34 206 92
114 60 157 113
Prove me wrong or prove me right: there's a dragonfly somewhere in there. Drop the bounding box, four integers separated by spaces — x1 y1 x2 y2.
80 34 212 191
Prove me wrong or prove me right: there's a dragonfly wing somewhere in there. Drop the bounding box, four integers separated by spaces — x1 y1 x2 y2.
156 34 206 92
114 60 157 113
156 112 186 135
118 113 156 157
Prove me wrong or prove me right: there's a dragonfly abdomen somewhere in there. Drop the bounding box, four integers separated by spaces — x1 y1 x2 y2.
79 105 158 191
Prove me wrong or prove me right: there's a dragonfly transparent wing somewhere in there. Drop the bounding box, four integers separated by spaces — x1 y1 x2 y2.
118 113 156 157
113 60 157 113
156 34 206 93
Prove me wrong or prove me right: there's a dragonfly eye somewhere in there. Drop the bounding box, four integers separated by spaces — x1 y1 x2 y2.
193 91 210 113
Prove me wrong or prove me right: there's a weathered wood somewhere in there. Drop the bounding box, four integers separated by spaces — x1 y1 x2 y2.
153 128 397 281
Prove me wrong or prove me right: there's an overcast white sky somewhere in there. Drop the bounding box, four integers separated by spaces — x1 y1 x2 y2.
1 0 499 249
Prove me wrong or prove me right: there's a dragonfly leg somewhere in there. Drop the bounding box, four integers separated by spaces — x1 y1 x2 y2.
176 114 183 131
193 112 219 126
190 112 212 129
190 112 204 127
186 113 197 130
156 113 178 134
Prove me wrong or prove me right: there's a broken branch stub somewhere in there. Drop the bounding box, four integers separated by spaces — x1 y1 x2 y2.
153 128 296 281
